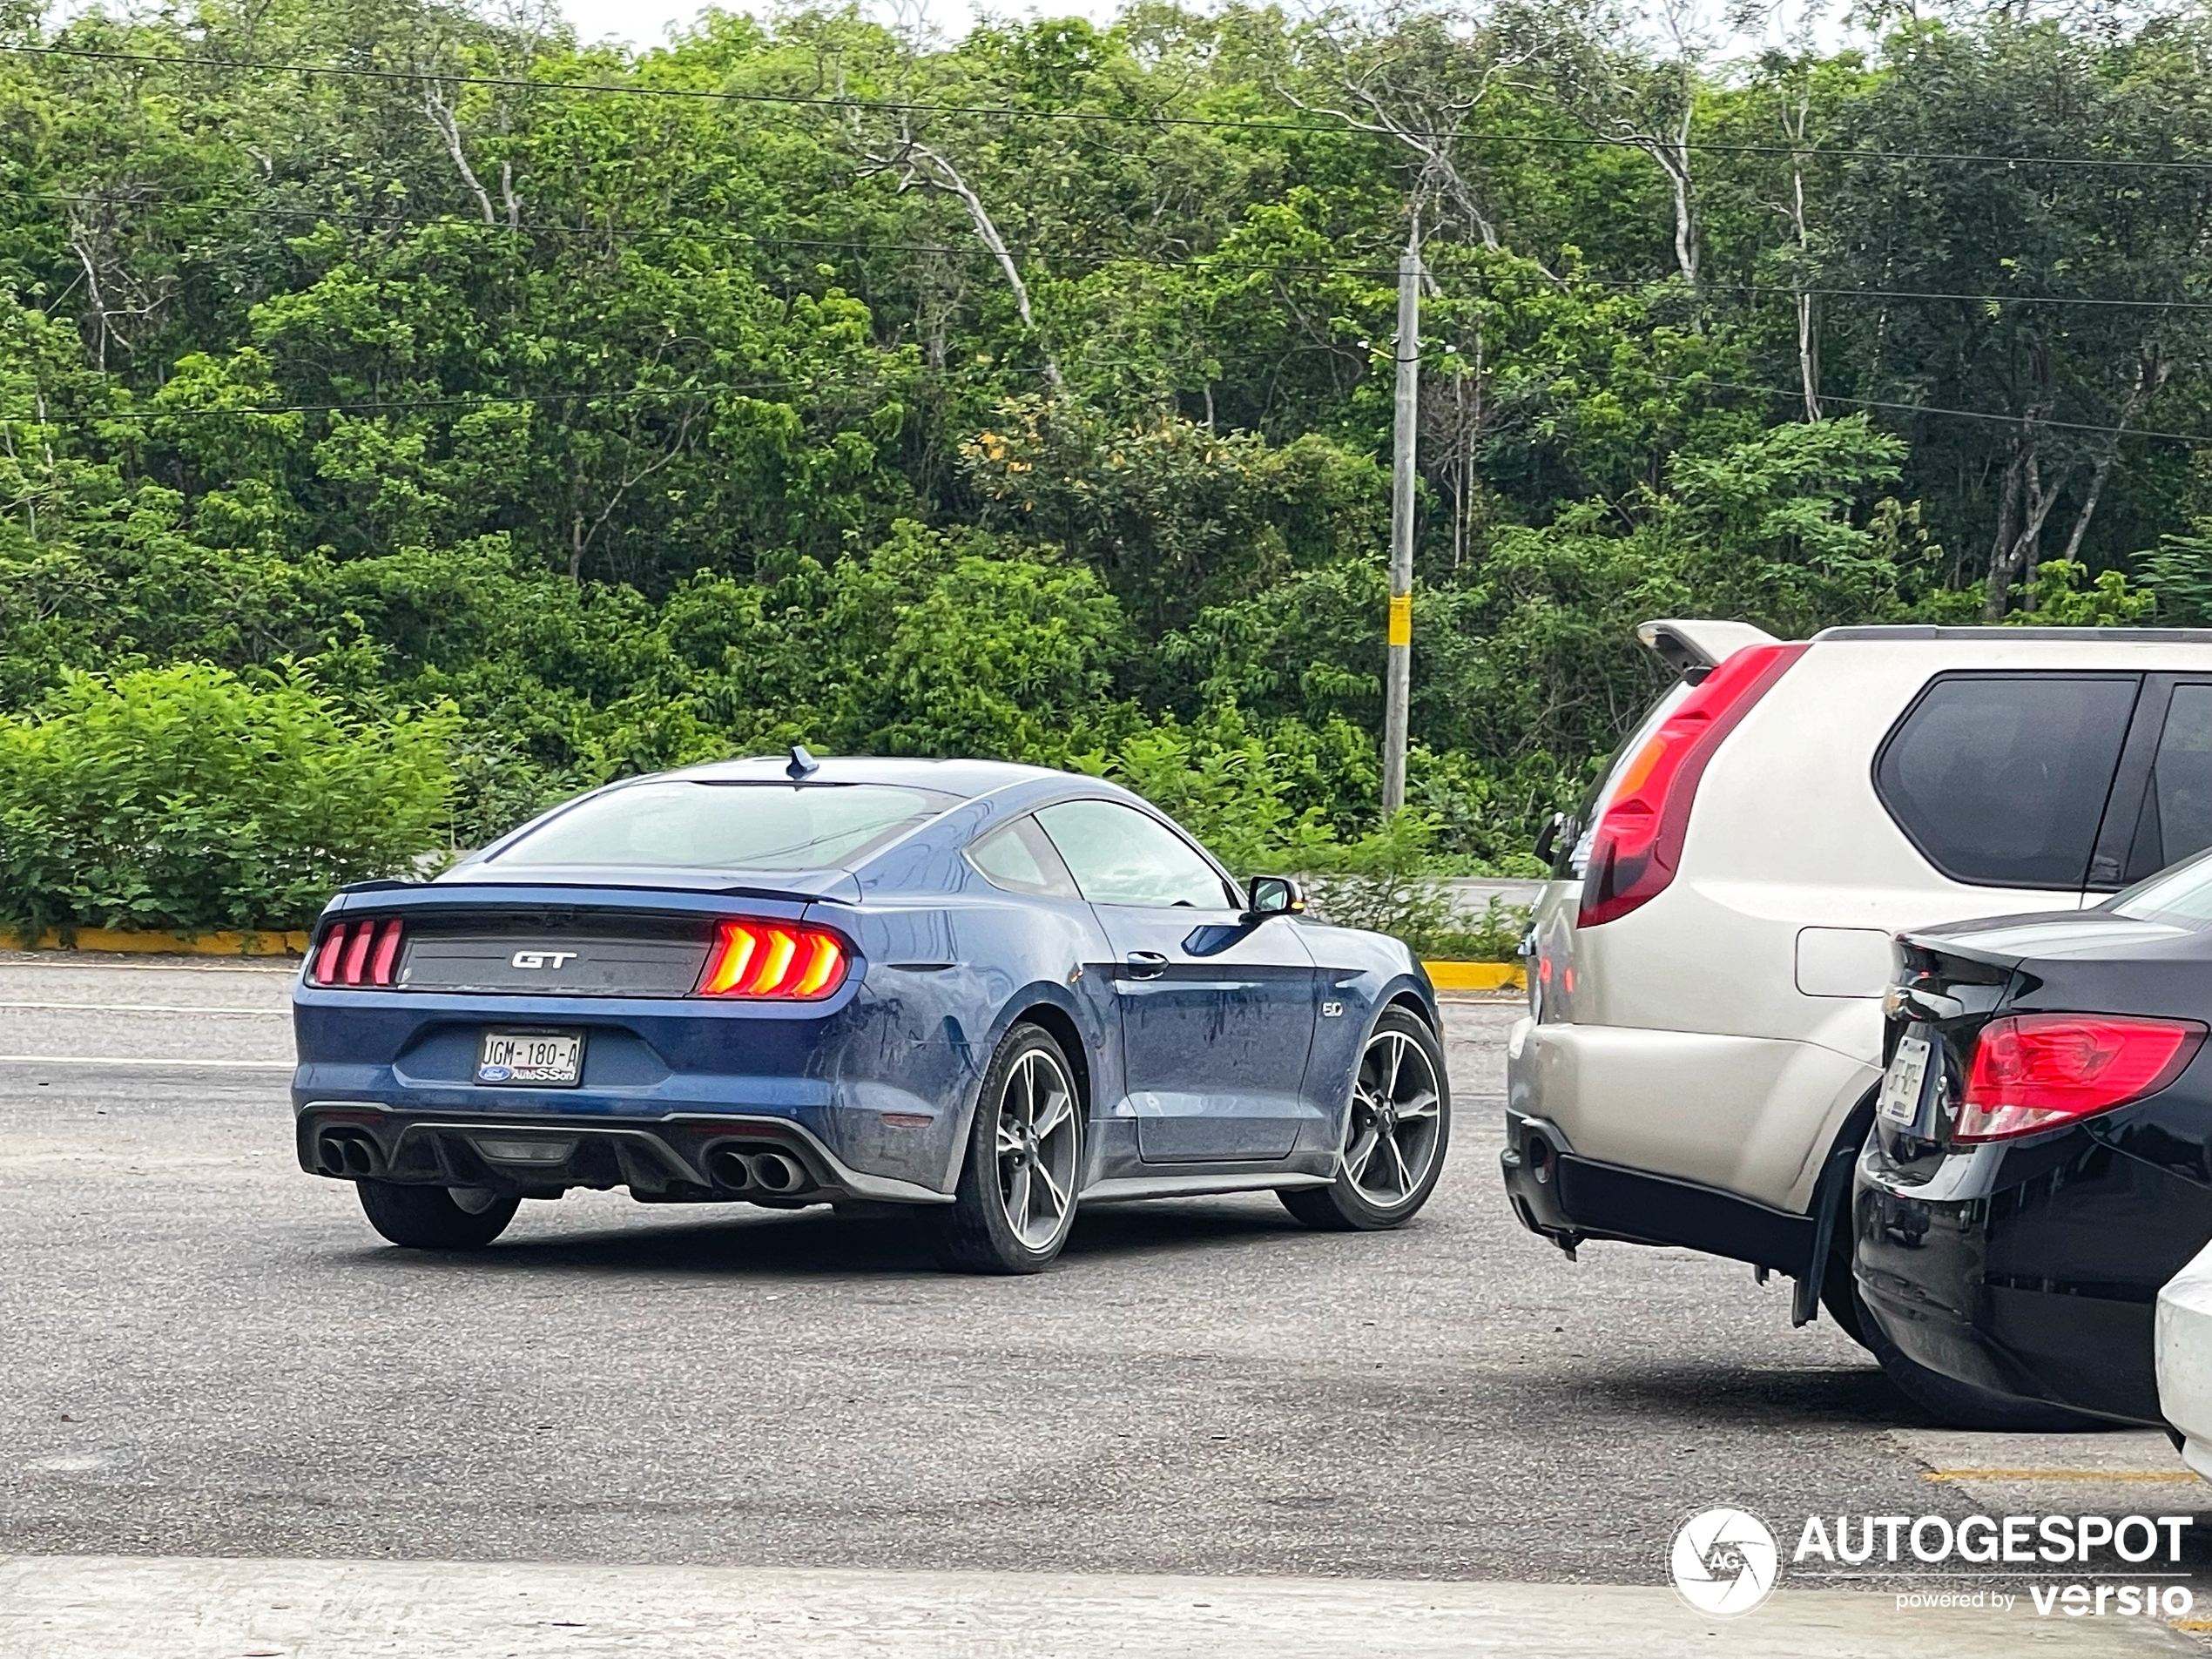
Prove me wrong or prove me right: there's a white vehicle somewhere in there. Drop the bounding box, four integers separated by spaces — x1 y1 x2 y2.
2157 1238 2212 1477
1504 620 2212 1417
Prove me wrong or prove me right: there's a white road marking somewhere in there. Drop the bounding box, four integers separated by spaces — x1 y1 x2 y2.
0 956 294 973
0 1557 2195 1659
0 1001 283 1015
0 1055 293 1069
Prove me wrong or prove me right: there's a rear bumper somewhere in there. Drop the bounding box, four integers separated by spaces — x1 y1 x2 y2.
292 986 976 1195
1501 1109 1813 1271
296 1102 953 1205
1852 1123 2209 1426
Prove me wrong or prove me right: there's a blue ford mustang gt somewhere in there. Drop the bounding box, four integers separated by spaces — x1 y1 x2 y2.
293 752 1452 1271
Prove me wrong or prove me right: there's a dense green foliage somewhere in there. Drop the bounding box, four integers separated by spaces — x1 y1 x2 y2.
0 664 455 930
3 0 2210 920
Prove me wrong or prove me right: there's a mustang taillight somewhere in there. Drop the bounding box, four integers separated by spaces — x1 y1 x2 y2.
311 917 406 988
696 920 850 1001
1579 642 1807 928
1954 1013 2206 1143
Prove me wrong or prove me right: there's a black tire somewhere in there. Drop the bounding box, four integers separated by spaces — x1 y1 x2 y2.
356 1180 520 1250
1280 1006 1451 1232
939 1023 1086 1274
1818 1231 1876 1352
1856 1282 2104 1431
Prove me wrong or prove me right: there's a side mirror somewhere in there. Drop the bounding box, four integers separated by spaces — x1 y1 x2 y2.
1244 875 1307 921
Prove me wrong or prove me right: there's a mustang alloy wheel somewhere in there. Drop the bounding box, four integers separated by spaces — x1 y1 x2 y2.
1280 1007 1451 1232
941 1023 1085 1273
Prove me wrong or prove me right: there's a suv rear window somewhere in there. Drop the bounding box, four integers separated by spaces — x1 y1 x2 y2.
491 781 957 871
1875 674 2139 890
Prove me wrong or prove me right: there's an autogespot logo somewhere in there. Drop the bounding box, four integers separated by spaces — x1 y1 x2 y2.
1671 1507 1782 1615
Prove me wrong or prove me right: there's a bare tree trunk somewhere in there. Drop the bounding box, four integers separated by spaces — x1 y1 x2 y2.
2057 352 2172 568
1984 445 2026 620
425 88 500 226
1783 85 1819 420
1662 118 1697 287
1797 293 1820 421
2013 451 2064 608
864 135 1062 392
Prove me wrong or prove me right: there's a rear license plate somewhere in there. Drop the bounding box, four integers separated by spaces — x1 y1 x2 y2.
1878 1034 1933 1128
476 1030 584 1087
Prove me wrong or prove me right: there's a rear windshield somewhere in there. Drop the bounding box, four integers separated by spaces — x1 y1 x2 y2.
489 781 958 871
2108 847 2212 928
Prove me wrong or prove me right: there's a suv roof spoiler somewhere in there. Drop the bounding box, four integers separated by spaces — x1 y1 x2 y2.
1636 618 1782 674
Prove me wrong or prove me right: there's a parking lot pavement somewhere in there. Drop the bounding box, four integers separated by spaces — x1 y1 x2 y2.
0 962 2205 1654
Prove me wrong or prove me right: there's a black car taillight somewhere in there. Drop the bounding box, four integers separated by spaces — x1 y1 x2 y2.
312 917 405 988
1954 1013 2207 1143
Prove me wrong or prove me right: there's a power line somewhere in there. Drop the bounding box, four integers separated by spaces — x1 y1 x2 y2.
1716 282 2212 314
1689 377 2209 444
1 185 1410 281
19 186 2212 314
13 42 2212 174
2 378 810 423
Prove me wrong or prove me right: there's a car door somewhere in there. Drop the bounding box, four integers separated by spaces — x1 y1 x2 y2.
1033 798 1318 1163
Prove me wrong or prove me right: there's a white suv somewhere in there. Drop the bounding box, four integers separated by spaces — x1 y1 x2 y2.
1504 620 2212 1409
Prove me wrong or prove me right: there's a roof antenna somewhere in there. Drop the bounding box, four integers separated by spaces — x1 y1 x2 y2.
786 743 820 779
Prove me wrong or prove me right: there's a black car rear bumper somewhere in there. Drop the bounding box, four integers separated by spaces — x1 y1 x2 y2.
1852 1123 2210 1426
1502 1110 1813 1271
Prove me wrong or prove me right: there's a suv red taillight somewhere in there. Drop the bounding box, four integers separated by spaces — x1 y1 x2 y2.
1954 1013 2205 1143
695 920 850 1000
1578 642 1807 928
311 917 405 988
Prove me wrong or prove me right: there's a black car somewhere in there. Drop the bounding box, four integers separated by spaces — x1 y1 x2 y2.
1853 853 2212 1429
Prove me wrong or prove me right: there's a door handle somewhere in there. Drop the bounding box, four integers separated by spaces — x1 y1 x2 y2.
1123 950 1169 980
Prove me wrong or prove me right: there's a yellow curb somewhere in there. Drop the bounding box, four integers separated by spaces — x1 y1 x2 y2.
1923 1468 2206 1483
1422 960 1526 991
0 927 311 958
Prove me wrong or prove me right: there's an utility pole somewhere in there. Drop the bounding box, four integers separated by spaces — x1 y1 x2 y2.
1381 241 1420 815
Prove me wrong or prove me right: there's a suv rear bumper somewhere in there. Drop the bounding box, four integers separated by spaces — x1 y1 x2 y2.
1502 1109 1814 1271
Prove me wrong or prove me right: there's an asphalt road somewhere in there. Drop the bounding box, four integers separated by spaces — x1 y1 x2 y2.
1 955 2207 1642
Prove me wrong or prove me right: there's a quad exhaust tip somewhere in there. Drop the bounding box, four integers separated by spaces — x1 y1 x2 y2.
314 1130 381 1179
705 1146 808 1195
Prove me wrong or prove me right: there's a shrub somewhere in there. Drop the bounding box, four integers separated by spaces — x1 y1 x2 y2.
0 664 456 934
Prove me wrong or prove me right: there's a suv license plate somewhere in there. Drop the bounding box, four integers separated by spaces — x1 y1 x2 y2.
1878 1034 1932 1127
476 1030 583 1087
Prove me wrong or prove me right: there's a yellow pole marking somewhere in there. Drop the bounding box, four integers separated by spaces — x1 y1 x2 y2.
1387 593 1413 647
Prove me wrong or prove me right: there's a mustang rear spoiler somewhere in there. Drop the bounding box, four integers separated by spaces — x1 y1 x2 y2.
1636 618 1782 676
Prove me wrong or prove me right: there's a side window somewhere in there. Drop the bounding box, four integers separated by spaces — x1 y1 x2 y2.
1034 799 1238 909
966 817 1080 900
1875 673 2139 890
2127 683 2212 879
